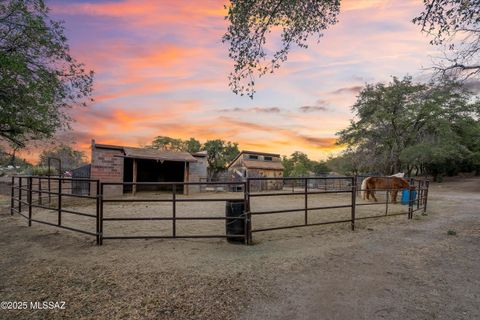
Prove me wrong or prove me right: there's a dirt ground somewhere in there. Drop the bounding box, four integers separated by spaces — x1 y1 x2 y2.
0 177 479 319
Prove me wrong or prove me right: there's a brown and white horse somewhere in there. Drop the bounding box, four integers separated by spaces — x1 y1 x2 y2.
361 176 411 204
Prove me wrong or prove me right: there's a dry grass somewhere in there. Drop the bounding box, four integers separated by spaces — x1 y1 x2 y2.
1 178 479 319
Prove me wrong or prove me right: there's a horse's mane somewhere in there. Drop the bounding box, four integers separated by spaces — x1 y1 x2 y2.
396 177 410 188
390 172 405 178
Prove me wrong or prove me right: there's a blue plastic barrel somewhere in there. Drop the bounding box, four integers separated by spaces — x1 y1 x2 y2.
401 189 417 205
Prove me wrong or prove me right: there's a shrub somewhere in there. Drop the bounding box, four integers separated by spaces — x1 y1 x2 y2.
31 166 57 176
447 230 457 236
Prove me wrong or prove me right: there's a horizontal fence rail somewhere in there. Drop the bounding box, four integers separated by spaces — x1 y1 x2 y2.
11 176 101 243
246 176 429 235
99 181 248 245
9 175 430 246
247 176 356 234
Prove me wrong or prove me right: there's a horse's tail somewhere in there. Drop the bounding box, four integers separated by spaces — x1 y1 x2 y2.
361 177 369 200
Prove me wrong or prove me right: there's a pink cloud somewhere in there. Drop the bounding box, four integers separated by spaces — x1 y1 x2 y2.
19 0 439 164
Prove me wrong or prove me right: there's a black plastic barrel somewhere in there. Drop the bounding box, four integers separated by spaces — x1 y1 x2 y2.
225 200 246 244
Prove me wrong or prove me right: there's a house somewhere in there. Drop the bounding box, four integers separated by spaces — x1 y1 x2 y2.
227 150 284 191
90 140 207 196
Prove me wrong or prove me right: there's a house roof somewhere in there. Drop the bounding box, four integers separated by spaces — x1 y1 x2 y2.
122 147 197 162
227 150 281 168
241 150 280 157
242 160 284 170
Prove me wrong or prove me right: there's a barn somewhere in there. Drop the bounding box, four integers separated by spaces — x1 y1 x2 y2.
90 140 207 195
227 150 284 191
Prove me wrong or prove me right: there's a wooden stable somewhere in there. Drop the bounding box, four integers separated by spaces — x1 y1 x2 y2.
90 140 207 196
130 158 190 195
227 150 284 191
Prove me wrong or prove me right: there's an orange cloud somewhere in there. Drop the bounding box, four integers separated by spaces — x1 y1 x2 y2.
217 117 341 156
60 104 343 163
21 0 436 165
52 0 227 28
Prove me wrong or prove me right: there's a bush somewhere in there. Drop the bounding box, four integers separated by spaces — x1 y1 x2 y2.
447 230 457 236
31 166 57 176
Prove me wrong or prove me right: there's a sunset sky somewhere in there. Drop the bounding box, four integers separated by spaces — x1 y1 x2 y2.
29 0 438 162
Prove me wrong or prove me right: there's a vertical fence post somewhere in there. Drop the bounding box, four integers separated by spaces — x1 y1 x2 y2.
241 181 247 245
38 178 42 205
58 177 62 226
351 176 356 231
354 175 357 196
304 177 308 225
99 183 104 245
28 177 32 226
423 180 429 214
245 179 252 244
385 187 389 216
408 178 414 219
172 184 176 237
48 176 51 204
96 180 100 245
10 176 14 215
18 177 22 213
417 180 421 210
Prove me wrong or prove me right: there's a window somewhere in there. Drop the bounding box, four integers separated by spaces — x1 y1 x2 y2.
248 155 259 160
264 156 273 161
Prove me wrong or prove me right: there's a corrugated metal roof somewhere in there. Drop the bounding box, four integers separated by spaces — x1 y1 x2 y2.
123 147 197 162
242 160 284 170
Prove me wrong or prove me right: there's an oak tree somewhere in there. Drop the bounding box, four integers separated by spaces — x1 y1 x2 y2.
0 0 93 147
223 0 340 98
413 0 479 79
38 144 87 171
336 76 480 179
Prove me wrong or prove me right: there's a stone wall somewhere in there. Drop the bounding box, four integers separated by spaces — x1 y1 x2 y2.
90 147 124 196
189 156 208 193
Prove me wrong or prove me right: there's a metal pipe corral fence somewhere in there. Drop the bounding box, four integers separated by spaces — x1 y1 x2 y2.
9 175 430 246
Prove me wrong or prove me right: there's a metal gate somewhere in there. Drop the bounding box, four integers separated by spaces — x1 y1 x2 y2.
246 176 356 235
71 164 91 195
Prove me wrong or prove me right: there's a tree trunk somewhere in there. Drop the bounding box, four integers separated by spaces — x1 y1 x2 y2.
407 166 413 177
9 149 16 166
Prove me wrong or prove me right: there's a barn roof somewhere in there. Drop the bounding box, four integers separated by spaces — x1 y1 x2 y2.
242 160 284 170
93 143 124 150
191 151 207 157
92 141 198 162
123 147 197 162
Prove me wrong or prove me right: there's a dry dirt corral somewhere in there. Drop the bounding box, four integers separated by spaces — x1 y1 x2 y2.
0 177 479 319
